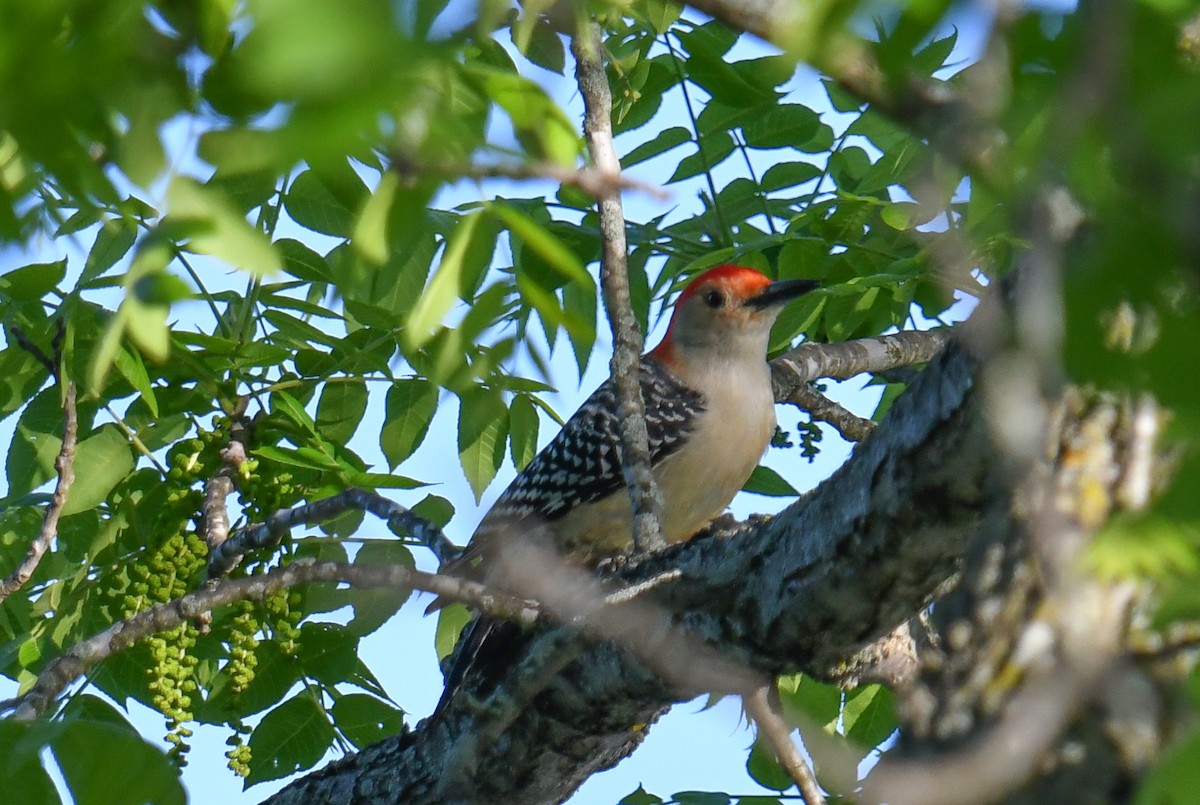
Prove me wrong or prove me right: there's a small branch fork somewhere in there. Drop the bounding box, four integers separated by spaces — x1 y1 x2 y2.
572 23 667 553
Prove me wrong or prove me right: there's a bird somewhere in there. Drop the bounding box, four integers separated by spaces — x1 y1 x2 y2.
431 264 818 716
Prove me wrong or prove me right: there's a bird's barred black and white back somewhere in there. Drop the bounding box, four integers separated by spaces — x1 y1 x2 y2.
486 355 704 526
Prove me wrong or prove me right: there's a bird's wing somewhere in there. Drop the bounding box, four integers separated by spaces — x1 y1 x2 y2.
446 356 705 574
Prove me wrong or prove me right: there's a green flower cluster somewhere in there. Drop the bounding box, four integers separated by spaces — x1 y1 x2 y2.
224 721 253 778
147 623 199 765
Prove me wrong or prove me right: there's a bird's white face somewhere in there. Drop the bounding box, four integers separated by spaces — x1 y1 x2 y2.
668 274 782 358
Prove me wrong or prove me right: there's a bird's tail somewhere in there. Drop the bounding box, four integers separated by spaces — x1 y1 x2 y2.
429 614 497 721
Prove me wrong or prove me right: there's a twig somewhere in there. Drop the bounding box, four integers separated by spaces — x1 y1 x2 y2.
0 382 78 604
572 24 666 553
786 384 877 442
6 324 56 375
5 558 540 721
104 403 167 474
398 159 669 201
745 684 827 805
207 487 460 579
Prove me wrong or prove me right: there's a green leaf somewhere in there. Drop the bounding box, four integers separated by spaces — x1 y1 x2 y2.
246 694 335 786
7 389 67 499
746 736 793 792
198 641 302 723
330 694 404 750
668 133 735 183
828 146 873 191
760 161 822 192
298 622 360 685
80 221 137 286
457 388 509 501
347 540 415 635
0 261 67 302
381 379 439 469
672 793 731 805
913 31 958 75
112 347 158 417
508 393 540 471
778 673 841 730
51 695 185 805
472 69 580 165
622 126 692 167
63 425 135 516
0 347 50 424
0 721 58 805
742 104 822 149
285 170 355 237
254 444 339 472
640 0 682 33
166 177 280 275
742 465 798 497
620 786 665 805
562 277 597 375
277 238 334 283
492 203 594 290
435 603 472 661
352 171 398 264
842 684 897 748
315 380 369 445
271 390 319 433
412 493 455 528
404 211 483 351
524 18 566 74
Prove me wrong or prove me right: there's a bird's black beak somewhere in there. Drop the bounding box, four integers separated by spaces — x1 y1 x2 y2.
745 278 819 310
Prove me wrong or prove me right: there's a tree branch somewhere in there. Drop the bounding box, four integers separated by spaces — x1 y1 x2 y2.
786 384 878 442
771 329 952 396
0 382 77 604
572 23 666 553
745 684 827 805
203 400 249 568
207 487 460 579
395 158 670 200
5 559 539 722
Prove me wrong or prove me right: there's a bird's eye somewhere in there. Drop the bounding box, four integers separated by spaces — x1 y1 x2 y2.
703 289 724 309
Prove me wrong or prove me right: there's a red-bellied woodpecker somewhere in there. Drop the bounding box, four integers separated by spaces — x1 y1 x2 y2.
433 265 817 712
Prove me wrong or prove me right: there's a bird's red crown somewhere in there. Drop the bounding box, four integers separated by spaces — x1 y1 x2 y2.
674 265 772 307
